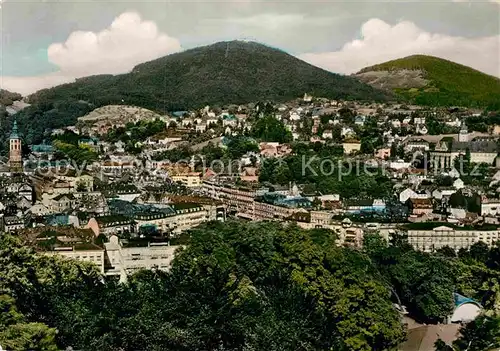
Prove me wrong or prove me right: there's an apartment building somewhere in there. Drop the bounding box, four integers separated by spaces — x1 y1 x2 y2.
202 181 256 215
44 244 106 274
105 235 181 282
202 181 309 221
87 215 136 237
170 203 211 234
171 172 202 188
341 227 364 247
407 225 500 252
252 200 296 221
480 196 500 217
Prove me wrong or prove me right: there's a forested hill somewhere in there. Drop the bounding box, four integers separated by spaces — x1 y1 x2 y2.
7 40 389 147
355 55 500 110
29 41 388 110
0 89 22 106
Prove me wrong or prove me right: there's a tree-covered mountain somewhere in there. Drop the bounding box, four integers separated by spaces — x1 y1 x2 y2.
355 55 500 110
29 41 388 110
9 40 389 147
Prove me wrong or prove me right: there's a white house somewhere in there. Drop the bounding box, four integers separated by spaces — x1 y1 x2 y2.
322 130 333 139
481 196 500 216
399 188 417 203
289 112 301 121
432 188 456 200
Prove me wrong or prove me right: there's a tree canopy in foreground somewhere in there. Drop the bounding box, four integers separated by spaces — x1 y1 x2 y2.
0 221 498 350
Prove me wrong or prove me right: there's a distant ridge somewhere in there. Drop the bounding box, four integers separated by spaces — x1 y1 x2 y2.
355 55 500 109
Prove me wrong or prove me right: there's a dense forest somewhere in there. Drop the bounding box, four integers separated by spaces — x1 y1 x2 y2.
0 221 498 350
29 41 389 110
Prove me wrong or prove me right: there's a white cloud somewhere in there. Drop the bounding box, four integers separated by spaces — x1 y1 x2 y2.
299 18 500 77
1 12 182 95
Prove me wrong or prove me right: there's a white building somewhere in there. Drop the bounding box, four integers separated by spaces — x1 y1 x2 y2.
105 235 181 282
45 244 105 274
481 196 500 216
407 225 500 252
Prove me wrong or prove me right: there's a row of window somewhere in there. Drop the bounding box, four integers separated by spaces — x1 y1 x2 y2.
75 255 102 261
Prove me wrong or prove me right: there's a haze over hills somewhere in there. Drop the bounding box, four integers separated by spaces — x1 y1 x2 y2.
355 55 500 110
28 40 389 111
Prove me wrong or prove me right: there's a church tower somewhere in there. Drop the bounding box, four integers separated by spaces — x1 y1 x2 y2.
458 121 469 143
9 119 23 172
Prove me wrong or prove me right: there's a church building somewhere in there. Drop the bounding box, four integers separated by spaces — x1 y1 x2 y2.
9 119 23 172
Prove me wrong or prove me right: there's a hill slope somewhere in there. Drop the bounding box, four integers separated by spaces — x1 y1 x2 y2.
29 41 388 110
0 89 22 106
355 55 500 109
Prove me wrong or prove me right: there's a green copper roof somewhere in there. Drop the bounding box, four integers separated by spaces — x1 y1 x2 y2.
10 119 19 139
453 293 481 308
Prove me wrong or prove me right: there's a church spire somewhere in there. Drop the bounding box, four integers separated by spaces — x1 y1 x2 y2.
10 118 19 139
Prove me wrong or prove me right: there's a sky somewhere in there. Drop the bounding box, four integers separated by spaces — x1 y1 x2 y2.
0 0 499 96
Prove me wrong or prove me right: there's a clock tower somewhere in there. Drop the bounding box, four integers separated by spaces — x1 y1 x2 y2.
9 119 23 172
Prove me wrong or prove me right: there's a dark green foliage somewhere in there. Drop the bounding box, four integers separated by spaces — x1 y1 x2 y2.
2 222 500 350
105 119 166 144
434 339 454 351
364 233 455 323
0 89 22 106
469 242 491 264
30 41 387 111
0 222 407 351
260 145 393 195
225 136 259 158
251 115 292 143
365 231 500 326
359 55 500 109
166 221 406 350
436 246 457 258
453 314 500 351
466 112 500 132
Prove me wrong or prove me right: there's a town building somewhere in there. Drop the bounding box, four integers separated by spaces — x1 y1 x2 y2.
9 119 23 172
104 235 180 282
406 224 500 252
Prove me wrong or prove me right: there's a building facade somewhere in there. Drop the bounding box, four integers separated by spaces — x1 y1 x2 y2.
104 235 181 282
407 225 500 252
